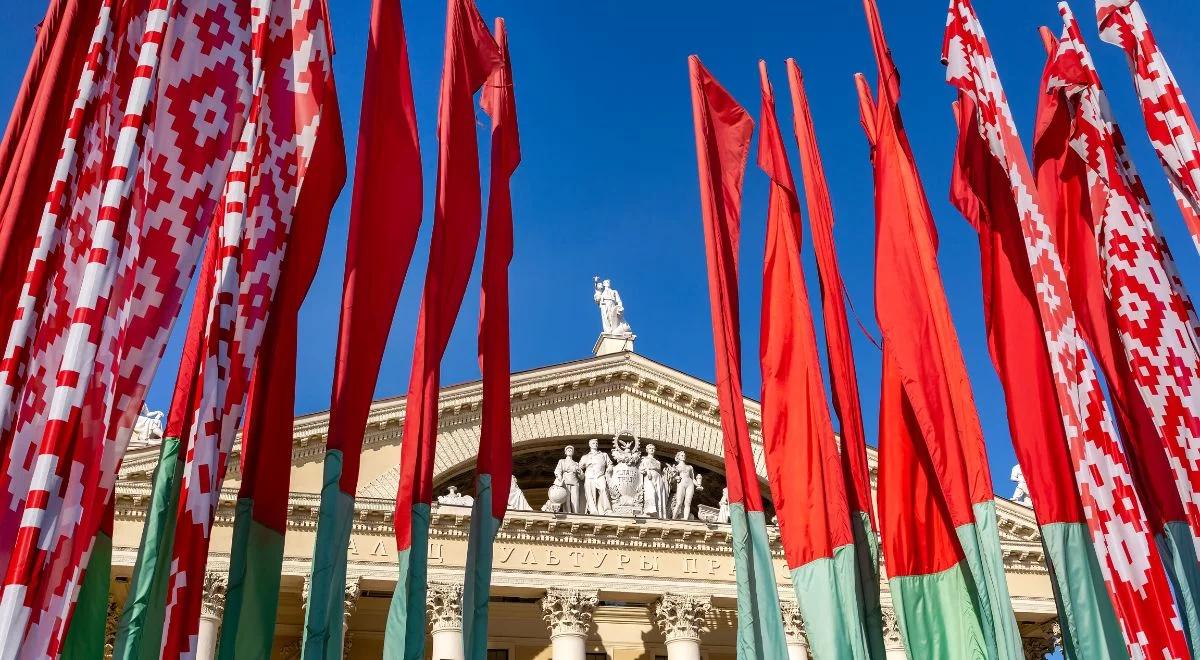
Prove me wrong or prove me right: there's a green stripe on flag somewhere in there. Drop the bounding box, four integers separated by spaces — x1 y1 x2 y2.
113 436 183 660
1158 521 1200 653
218 500 286 660
850 510 886 658
1040 522 1128 660
62 531 113 659
302 450 355 660
383 503 430 660
463 475 500 660
728 504 788 660
956 501 1023 659
889 560 990 658
789 542 874 659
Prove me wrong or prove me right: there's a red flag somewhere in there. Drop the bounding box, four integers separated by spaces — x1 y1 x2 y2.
863 0 992 542
393 0 499 547
689 55 788 657
324 0 423 497
687 56 760 513
757 60 852 569
477 17 520 522
301 0 423 652
855 45 964 587
860 6 1027 655
784 59 875 532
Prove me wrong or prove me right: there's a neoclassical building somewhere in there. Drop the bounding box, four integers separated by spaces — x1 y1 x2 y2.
108 333 1061 659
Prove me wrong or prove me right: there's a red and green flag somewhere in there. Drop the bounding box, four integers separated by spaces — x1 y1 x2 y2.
945 0 1190 656
219 9 347 656
688 55 788 660
784 59 885 656
462 17 521 660
756 60 879 660
383 2 498 657
858 1 1022 656
299 0 424 656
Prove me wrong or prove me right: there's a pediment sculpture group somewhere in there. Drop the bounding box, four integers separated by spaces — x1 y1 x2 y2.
544 433 730 523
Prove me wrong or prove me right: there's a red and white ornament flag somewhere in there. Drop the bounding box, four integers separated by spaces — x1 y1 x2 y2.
157 0 340 655
0 0 259 655
1096 0 1200 253
944 0 1190 656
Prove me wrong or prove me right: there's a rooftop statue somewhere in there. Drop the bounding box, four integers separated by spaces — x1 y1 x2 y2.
593 276 632 336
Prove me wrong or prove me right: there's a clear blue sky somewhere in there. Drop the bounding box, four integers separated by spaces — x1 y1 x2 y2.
2 1 1198 489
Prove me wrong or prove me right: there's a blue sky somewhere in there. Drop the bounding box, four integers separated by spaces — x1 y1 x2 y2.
2 0 1198 489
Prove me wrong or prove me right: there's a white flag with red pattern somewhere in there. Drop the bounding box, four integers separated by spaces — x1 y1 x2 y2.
944 0 1190 656
1096 0 1200 253
0 0 258 655
156 0 338 655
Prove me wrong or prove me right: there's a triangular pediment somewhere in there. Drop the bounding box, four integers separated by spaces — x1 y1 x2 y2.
115 350 1041 546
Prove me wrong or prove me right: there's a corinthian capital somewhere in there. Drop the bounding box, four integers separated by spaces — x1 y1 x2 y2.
1021 619 1061 660
201 572 228 620
541 588 599 639
653 593 712 643
427 582 464 633
780 600 808 648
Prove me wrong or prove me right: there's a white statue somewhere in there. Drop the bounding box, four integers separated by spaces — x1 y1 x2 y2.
717 487 730 523
639 444 670 519
1011 464 1031 507
437 486 474 507
579 438 614 515
554 446 585 514
507 475 532 511
130 405 165 449
593 277 632 336
668 451 703 520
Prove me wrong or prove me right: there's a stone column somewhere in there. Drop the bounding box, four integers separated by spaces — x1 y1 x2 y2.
1021 619 1061 660
882 607 906 660
541 588 599 660
343 578 362 657
780 601 809 660
197 572 227 660
427 582 465 660
652 594 711 660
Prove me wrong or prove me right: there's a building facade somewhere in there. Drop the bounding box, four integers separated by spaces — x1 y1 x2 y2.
109 348 1060 659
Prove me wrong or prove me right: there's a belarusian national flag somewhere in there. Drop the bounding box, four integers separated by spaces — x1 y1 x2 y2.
0 2 257 654
1033 4 1200 650
688 55 788 660
858 1 1021 656
944 16 1125 660
945 0 1190 656
219 5 347 656
299 0 423 655
462 17 521 660
382 2 497 657
756 59 877 660
784 60 885 657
